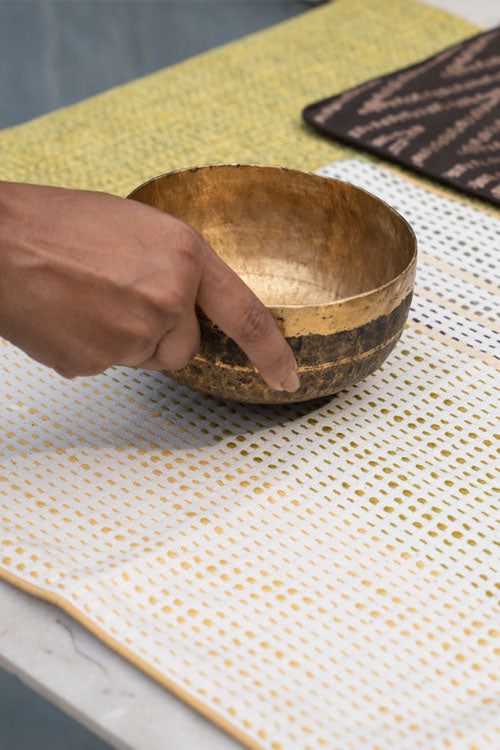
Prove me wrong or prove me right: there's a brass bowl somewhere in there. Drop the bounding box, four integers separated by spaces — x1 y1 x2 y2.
128 164 417 403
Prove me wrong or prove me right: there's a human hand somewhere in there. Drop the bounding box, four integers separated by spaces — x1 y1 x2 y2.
0 181 299 391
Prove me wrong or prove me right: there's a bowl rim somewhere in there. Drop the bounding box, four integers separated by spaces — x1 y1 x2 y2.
127 163 418 310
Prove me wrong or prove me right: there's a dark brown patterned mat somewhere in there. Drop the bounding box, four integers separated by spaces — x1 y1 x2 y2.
303 27 500 206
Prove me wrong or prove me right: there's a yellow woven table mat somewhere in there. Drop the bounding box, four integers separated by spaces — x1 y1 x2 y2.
1 0 477 193
2 2 499 749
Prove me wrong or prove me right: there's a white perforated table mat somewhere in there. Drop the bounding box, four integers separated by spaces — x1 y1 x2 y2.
1 160 499 750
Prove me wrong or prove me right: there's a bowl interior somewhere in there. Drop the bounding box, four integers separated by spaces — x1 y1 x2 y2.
129 165 415 306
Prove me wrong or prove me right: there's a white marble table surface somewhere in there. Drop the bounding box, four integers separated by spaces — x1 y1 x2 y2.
1 2 498 749
0 579 242 750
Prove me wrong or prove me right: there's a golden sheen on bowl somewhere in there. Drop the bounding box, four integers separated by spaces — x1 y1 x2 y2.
128 165 417 403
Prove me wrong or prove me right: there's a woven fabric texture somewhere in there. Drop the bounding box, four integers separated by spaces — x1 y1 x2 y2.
0 0 477 194
0 160 499 749
303 27 500 206
1 1 499 749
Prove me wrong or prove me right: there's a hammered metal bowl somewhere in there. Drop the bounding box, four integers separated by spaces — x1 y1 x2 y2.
128 164 417 403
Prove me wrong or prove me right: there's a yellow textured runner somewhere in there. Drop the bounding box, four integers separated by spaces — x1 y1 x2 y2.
1 0 477 193
2 2 500 750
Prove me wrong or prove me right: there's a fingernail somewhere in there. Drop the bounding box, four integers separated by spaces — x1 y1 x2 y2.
281 370 300 392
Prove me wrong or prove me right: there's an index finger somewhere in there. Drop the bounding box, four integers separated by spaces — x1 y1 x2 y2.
197 245 299 393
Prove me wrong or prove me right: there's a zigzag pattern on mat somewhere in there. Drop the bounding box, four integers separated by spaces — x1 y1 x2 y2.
303 27 500 206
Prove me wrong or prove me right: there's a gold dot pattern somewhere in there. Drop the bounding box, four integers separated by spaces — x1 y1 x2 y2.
320 161 500 362
1 163 500 750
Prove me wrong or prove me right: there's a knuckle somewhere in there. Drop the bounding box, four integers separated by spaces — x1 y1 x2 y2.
134 287 185 323
71 347 114 377
169 298 186 321
54 361 105 379
125 317 155 349
53 353 80 379
167 339 200 371
157 219 200 265
54 364 78 380
237 301 274 344
167 351 195 371
156 331 200 372
82 356 111 376
101 315 158 363
176 230 200 266
163 289 188 321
